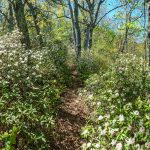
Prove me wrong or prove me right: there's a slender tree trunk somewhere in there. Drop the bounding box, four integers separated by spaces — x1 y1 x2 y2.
68 0 81 59
13 0 31 49
84 25 93 50
8 2 14 31
68 0 76 51
89 27 93 49
0 2 14 31
120 2 129 53
84 25 90 50
148 1 150 65
74 2 81 59
26 1 43 47
121 26 129 52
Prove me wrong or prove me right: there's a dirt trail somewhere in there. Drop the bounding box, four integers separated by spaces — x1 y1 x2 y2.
52 78 89 150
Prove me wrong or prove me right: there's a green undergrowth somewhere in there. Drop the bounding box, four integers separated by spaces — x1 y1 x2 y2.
80 53 150 150
0 30 71 149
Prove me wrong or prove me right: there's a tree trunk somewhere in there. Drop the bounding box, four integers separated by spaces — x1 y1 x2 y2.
26 1 43 47
74 2 81 59
120 2 129 53
89 27 93 49
68 0 76 51
8 2 14 31
84 25 94 50
120 27 129 53
84 25 90 50
13 0 31 49
68 0 81 60
148 1 150 65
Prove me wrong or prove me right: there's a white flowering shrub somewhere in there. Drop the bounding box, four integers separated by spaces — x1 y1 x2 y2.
81 54 150 150
0 30 67 149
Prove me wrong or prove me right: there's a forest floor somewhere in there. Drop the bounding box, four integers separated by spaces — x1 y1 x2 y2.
51 71 89 150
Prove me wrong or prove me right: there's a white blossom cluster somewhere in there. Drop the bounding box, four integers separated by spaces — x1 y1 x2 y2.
81 54 150 150
0 29 62 149
0 29 57 84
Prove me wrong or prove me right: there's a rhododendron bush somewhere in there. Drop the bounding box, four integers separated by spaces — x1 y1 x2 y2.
0 30 67 149
81 54 150 150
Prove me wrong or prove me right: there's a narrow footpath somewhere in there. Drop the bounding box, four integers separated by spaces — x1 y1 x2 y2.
52 70 89 150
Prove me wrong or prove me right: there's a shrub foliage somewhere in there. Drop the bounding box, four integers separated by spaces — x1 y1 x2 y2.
81 54 150 150
0 30 68 149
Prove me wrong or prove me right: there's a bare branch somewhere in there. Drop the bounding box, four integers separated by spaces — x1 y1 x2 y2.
96 3 128 25
94 0 106 25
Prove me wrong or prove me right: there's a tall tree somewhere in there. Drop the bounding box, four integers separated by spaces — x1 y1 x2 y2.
74 0 106 50
147 0 150 65
68 0 81 59
9 0 31 49
75 0 127 50
0 1 15 31
8 2 14 31
26 0 44 47
119 0 143 52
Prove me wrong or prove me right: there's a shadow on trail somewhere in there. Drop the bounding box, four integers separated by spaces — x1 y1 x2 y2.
50 74 89 150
